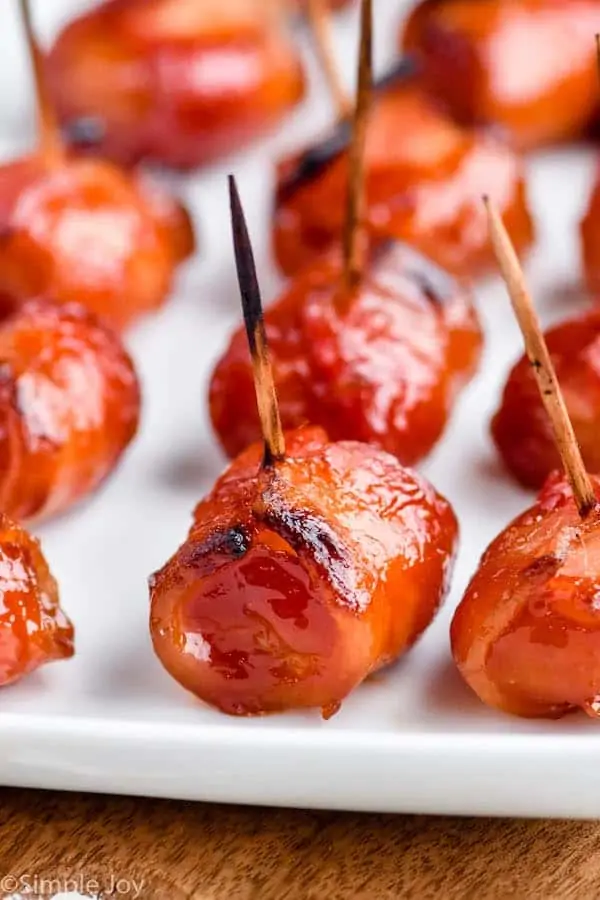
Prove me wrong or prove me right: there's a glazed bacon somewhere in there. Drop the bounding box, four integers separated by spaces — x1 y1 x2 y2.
152 166 459 717
47 0 306 170
210 240 482 463
0 0 194 332
150 425 457 716
402 0 600 151
452 472 600 718
0 155 193 331
0 298 140 523
273 65 534 278
452 196 600 720
492 311 600 490
0 514 73 686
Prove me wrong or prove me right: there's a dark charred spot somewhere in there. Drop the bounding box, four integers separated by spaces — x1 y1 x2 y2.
259 498 367 612
370 239 458 304
276 58 417 204
62 116 106 150
521 553 562 582
184 526 251 566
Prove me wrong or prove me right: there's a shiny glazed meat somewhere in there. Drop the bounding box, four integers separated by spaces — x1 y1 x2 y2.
402 0 600 150
210 240 482 463
0 513 74 686
150 426 458 716
47 0 306 169
492 311 600 490
0 298 140 522
273 78 534 279
452 472 600 718
0 154 193 331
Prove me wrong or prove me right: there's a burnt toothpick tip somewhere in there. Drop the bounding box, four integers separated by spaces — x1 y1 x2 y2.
342 0 373 290
18 0 63 163
228 175 285 468
484 196 597 519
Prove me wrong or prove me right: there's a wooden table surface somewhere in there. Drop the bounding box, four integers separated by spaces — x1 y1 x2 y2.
0 790 598 899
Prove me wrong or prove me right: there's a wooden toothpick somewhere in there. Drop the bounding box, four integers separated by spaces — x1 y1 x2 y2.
19 0 63 163
228 175 285 468
484 195 596 518
307 0 352 120
342 0 372 289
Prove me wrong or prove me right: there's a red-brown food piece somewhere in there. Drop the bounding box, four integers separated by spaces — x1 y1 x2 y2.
295 0 353 8
402 0 600 151
0 513 74 686
492 310 600 490
150 425 457 716
580 166 600 294
47 0 306 170
452 472 600 719
273 77 534 278
210 240 482 463
0 298 140 523
0 154 192 331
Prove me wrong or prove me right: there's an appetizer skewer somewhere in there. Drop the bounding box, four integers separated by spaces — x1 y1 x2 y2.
495 36 600 489
273 2 534 279
402 0 600 151
150 174 458 717
46 0 306 170
211 0 482 464
0 0 193 332
452 198 600 720
0 514 74 686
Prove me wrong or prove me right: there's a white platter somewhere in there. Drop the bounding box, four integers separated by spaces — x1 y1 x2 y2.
1 0 600 820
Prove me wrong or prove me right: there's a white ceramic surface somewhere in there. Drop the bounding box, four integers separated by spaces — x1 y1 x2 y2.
0 0 599 819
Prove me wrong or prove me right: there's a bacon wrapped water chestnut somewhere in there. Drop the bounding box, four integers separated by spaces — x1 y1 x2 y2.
150 174 458 717
0 514 74 686
46 0 306 170
401 0 600 151
452 198 600 720
273 61 534 279
210 239 482 463
213 4 482 464
0 298 140 523
0 0 194 332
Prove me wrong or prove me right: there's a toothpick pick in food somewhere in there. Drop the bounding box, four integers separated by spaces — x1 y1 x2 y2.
228 174 286 468
484 195 596 518
343 0 372 288
19 0 63 162
307 0 352 119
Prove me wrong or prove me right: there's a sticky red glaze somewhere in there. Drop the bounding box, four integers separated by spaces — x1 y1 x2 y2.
210 241 482 463
452 472 600 719
0 154 193 331
402 0 600 151
580 165 600 295
0 298 140 523
0 513 73 686
273 80 534 278
150 426 458 716
47 0 306 170
492 311 600 490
